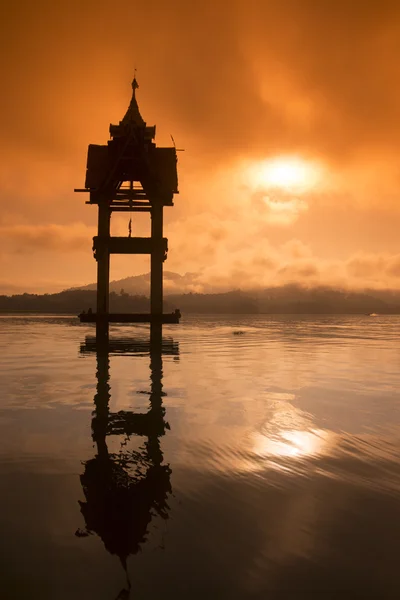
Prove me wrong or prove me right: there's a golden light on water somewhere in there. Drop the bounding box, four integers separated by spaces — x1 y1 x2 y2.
222 394 337 476
252 428 332 460
249 396 335 466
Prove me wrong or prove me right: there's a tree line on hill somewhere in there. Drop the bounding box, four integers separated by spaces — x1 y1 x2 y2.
1 286 400 314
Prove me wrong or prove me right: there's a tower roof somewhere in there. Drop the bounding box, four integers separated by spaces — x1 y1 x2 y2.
121 77 146 127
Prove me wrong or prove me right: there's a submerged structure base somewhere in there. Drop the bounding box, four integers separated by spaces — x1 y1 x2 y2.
78 311 181 324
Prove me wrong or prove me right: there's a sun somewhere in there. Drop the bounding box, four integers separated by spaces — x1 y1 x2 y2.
250 156 320 192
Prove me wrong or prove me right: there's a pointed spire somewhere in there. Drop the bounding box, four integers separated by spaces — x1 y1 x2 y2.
121 75 145 127
109 75 155 140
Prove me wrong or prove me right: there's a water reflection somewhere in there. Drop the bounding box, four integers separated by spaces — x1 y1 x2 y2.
250 393 335 467
252 428 333 461
76 332 177 597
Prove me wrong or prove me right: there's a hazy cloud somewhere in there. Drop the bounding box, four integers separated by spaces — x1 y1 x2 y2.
0 224 95 253
1 1 400 291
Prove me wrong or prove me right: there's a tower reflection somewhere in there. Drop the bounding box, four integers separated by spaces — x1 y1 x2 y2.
76 329 178 596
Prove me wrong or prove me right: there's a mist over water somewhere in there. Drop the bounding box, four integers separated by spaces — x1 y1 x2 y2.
1 314 400 598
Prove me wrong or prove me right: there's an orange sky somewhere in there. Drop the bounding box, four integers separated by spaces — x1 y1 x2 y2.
2 0 400 293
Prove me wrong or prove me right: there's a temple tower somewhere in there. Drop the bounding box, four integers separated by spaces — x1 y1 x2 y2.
75 78 180 338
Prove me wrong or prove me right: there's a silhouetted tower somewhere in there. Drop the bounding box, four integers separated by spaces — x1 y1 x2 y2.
75 78 180 337
77 335 175 596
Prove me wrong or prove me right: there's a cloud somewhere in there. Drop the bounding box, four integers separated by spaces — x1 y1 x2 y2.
2 1 400 167
346 252 400 285
250 190 308 225
1 1 400 291
0 223 95 254
166 245 400 293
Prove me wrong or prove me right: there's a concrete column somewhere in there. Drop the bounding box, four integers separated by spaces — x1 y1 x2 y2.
96 202 110 340
93 341 110 459
147 338 164 464
150 203 163 342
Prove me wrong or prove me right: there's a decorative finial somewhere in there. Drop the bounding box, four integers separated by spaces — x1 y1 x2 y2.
132 68 139 91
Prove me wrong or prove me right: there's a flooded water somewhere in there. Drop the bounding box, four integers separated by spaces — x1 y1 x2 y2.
1 314 400 599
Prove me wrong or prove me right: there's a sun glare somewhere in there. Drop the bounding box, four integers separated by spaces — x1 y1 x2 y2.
250 156 320 192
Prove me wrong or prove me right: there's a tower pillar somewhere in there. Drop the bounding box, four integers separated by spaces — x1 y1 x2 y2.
96 201 110 340
150 202 163 345
150 203 164 317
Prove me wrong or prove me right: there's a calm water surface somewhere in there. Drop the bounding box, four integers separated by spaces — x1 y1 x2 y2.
1 314 400 599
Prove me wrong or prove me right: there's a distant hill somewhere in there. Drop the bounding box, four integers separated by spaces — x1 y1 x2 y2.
250 285 391 314
167 290 259 314
0 290 151 314
168 287 394 315
75 271 201 296
1 281 400 314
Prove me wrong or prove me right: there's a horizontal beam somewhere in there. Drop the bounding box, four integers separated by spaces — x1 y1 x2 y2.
106 410 168 438
86 191 175 207
111 200 150 207
78 311 181 324
75 188 148 198
80 337 179 355
115 193 148 199
93 236 167 256
84 203 156 211
109 206 151 212
116 198 148 203
86 198 175 207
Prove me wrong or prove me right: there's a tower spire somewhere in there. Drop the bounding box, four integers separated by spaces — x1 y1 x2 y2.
121 75 145 127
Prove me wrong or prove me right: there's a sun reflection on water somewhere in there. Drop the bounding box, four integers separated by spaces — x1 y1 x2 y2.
241 393 335 473
252 428 332 460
